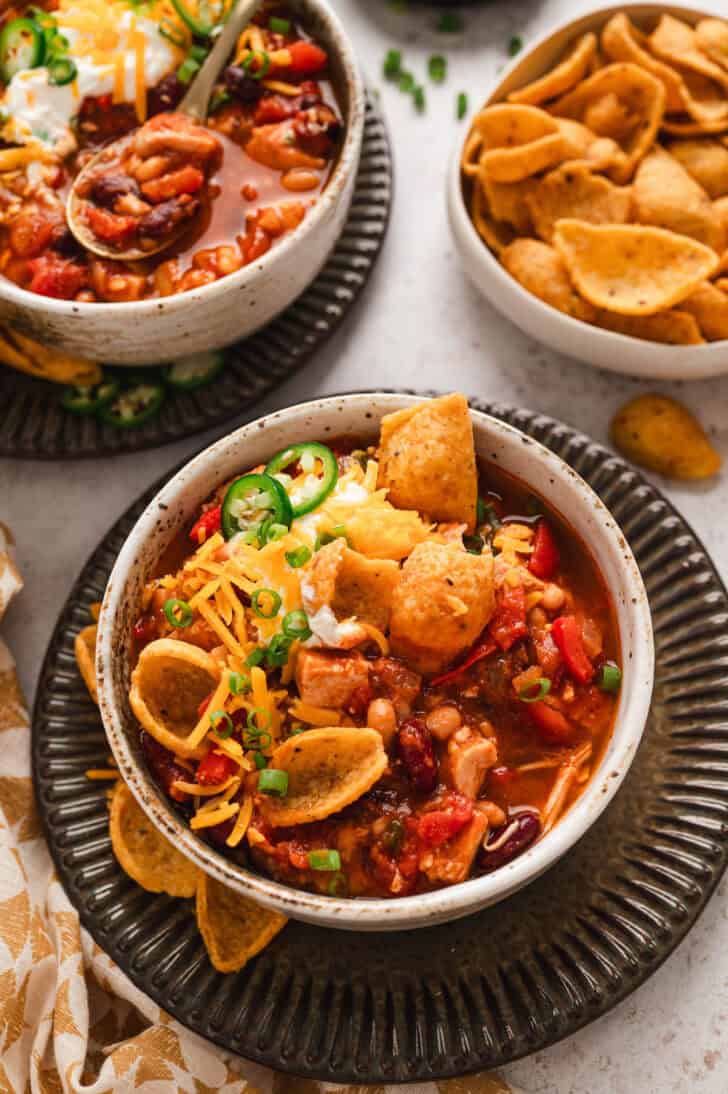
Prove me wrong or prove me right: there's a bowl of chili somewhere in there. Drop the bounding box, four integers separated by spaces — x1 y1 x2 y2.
96 392 654 930
0 0 365 363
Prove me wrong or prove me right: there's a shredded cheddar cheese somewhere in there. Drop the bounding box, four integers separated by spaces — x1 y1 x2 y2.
190 802 239 829
288 699 341 727
226 795 254 847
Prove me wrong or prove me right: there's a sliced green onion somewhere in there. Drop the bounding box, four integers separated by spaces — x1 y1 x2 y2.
245 648 264 668
282 610 311 641
251 588 281 619
176 56 200 83
428 54 446 83
189 43 208 61
327 872 348 896
47 55 77 86
437 12 463 32
265 633 293 668
413 85 426 112
383 48 401 78
285 545 311 569
246 729 272 751
209 710 234 738
258 768 289 796
508 35 523 57
315 525 349 551
163 598 193 628
254 751 268 769
398 70 414 93
268 15 290 34
159 18 187 47
241 48 270 79
308 849 341 871
457 91 468 120
518 677 551 704
229 672 250 696
246 707 271 734
264 522 289 543
598 662 622 693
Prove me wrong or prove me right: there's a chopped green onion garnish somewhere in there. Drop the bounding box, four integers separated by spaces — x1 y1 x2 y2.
413 85 426 112
189 43 208 61
258 768 289 796
254 751 268 769
437 12 463 32
209 710 234 738
508 35 523 56
247 708 272 734
282 610 312 641
428 54 447 83
229 671 250 696
285 545 311 568
327 872 348 896
251 588 281 619
245 648 264 667
518 677 551 703
598 662 622 693
268 15 290 33
241 48 270 79
315 526 349 550
383 48 401 78
163 598 193 628
398 71 415 93
457 91 468 120
308 849 341 871
264 522 289 543
265 633 293 668
177 56 200 84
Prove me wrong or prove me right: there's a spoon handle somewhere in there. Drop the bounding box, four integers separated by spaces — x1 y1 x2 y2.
180 0 263 122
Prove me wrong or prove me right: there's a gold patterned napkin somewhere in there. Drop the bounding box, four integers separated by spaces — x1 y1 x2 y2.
0 525 516 1094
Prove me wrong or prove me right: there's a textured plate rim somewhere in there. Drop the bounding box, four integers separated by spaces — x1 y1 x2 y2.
31 392 728 1082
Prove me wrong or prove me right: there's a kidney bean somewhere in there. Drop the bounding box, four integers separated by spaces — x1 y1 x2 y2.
91 173 140 209
397 718 438 794
51 228 84 259
140 731 189 802
478 809 541 873
147 73 185 115
137 196 199 239
224 65 264 102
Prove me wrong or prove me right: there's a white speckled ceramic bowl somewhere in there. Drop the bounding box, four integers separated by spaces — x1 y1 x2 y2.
0 0 364 364
447 3 728 381
97 393 654 930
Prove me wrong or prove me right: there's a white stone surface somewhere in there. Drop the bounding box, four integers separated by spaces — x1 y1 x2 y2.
2 0 728 1088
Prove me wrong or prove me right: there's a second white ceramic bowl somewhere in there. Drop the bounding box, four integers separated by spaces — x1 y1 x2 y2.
97 393 654 931
0 0 365 364
447 3 728 381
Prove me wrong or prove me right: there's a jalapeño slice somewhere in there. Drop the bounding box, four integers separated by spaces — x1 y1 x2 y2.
97 382 165 429
60 377 119 416
221 472 293 541
0 18 44 82
265 442 338 518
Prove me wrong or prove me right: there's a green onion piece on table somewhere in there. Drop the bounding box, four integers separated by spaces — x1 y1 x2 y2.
383 48 401 78
413 85 426 112
437 12 463 33
457 91 468 120
508 35 523 56
428 54 446 83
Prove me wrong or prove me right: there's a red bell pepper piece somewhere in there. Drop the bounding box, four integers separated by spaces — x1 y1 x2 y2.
551 615 594 684
196 750 237 786
189 504 222 543
490 583 528 651
286 40 328 74
430 636 497 687
528 701 574 744
529 520 560 580
418 795 474 848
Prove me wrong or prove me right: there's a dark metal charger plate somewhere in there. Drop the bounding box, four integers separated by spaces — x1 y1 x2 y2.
32 398 728 1083
0 96 391 460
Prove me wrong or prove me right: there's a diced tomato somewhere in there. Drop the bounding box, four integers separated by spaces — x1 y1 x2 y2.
430 635 497 687
132 613 158 648
9 211 56 258
418 795 474 847
490 583 528 651
529 520 560 580
27 255 86 299
286 40 328 75
551 615 594 684
196 750 237 786
141 165 205 203
86 206 137 243
488 765 516 787
239 222 272 263
345 683 373 719
528 701 575 744
189 504 222 543
254 94 297 124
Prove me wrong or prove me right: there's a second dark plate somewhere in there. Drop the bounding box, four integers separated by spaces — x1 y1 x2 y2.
32 397 728 1082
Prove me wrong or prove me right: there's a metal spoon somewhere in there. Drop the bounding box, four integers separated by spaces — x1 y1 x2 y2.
67 0 262 262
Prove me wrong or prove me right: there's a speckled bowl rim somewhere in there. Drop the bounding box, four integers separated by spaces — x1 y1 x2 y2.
0 0 365 321
447 2 728 381
97 393 654 931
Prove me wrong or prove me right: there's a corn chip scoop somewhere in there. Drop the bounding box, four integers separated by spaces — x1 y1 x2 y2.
469 103 569 183
0 325 101 385
666 138 728 199
632 146 725 252
696 18 728 72
304 538 399 632
507 32 598 106
109 781 199 898
258 727 387 827
74 623 99 705
500 238 596 322
525 163 633 243
610 393 722 480
196 874 287 973
129 638 220 757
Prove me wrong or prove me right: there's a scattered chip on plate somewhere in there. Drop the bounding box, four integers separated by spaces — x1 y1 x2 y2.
196 874 287 973
109 781 199 898
74 624 99 705
610 393 721 479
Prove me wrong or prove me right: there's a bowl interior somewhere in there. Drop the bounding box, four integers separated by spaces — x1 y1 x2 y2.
97 394 653 930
